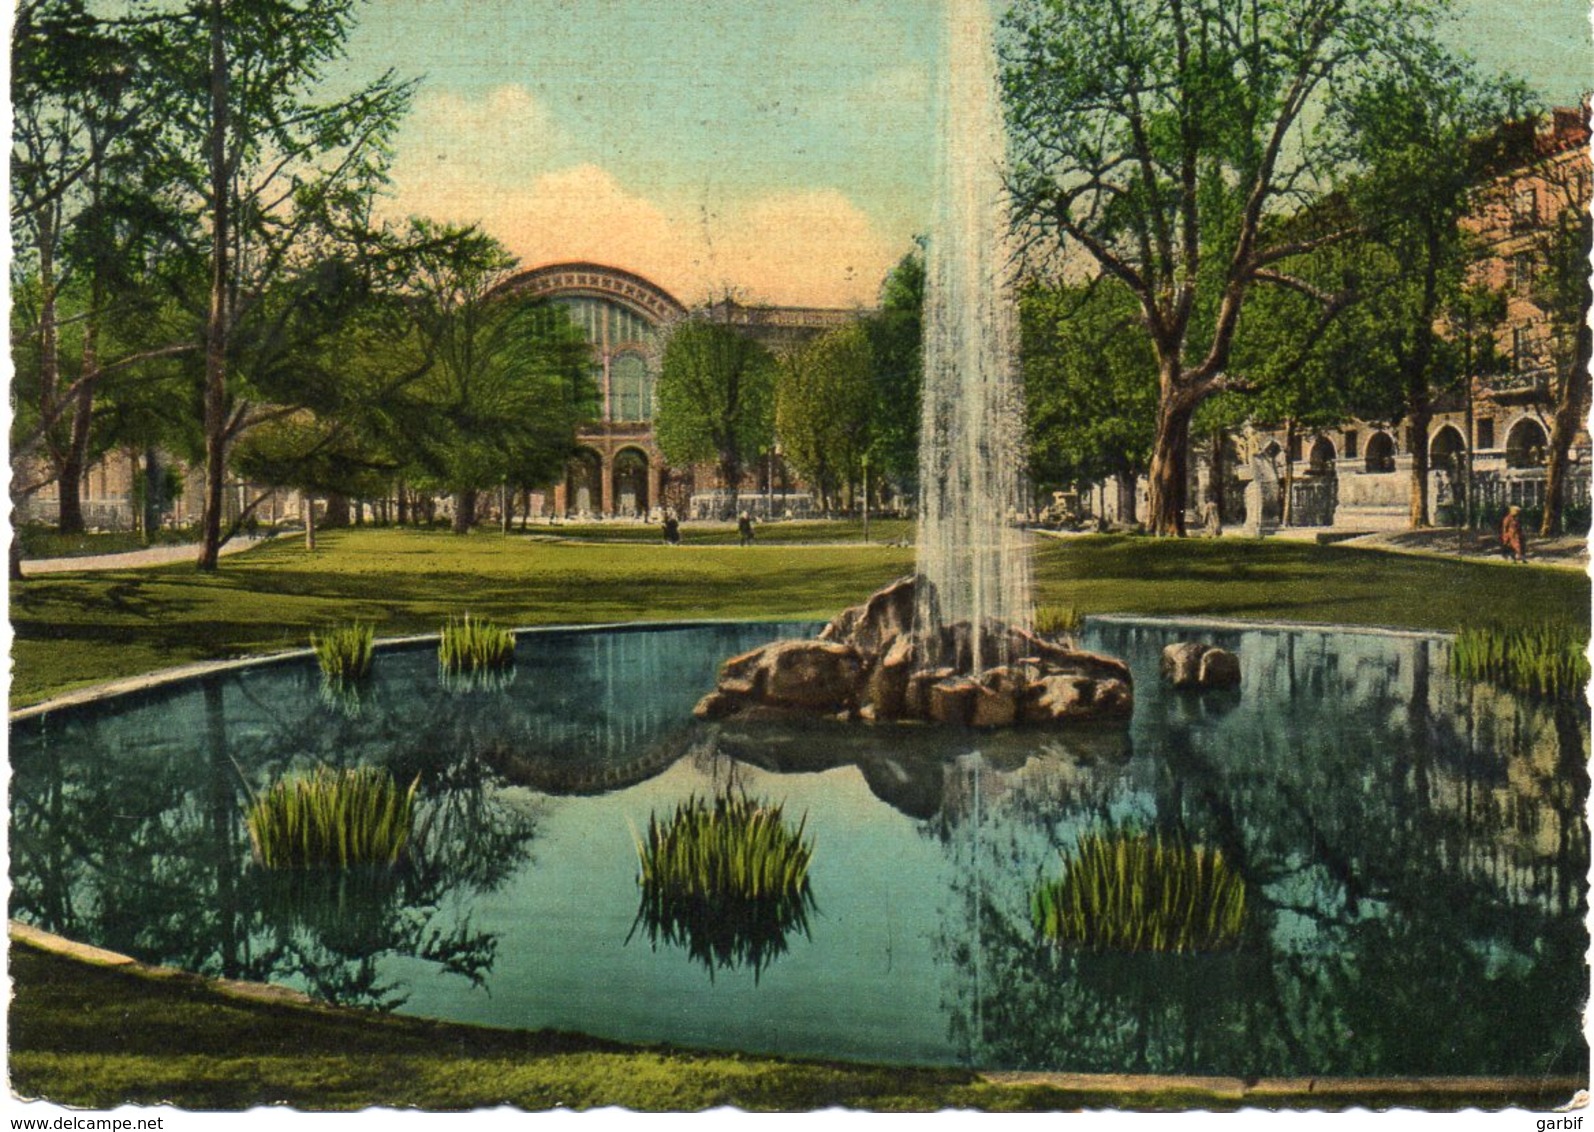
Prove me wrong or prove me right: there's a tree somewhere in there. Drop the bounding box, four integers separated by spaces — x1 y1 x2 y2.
861 247 926 498
1522 141 1593 536
397 222 593 533
655 318 776 516
149 0 413 569
9 0 196 549
776 321 875 512
1019 276 1157 517
1338 57 1523 526
1002 0 1454 534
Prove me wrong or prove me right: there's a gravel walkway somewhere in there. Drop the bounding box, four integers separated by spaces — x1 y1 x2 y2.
18 534 278 576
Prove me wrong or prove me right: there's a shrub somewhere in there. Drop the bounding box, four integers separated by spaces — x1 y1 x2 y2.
245 765 419 870
1034 604 1084 637
1452 623 1591 702
631 792 816 979
311 623 375 686
1032 829 1248 954
438 614 515 674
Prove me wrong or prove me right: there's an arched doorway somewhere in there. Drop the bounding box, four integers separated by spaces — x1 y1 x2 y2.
1364 432 1396 473
1431 425 1466 473
1307 436 1337 476
1505 418 1548 468
612 448 650 517
567 449 603 516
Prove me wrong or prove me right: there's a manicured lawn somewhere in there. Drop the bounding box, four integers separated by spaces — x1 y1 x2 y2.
9 939 1573 1113
10 528 1588 708
538 517 915 544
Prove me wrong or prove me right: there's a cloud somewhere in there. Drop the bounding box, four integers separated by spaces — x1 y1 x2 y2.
385 155 900 308
391 85 567 186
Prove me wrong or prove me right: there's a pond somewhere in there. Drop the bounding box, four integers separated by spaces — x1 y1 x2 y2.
9 619 1588 1078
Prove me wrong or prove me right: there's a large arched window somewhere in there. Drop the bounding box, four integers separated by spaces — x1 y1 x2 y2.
611 353 653 422
1307 436 1336 475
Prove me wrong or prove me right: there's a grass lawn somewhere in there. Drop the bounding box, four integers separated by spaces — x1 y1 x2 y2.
9 937 1574 1113
540 516 916 544
11 528 1589 708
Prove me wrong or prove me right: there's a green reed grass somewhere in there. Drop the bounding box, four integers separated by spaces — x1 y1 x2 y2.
1032 830 1248 954
632 792 816 978
310 623 375 686
245 765 419 870
1452 623 1591 701
1034 604 1084 637
438 614 516 674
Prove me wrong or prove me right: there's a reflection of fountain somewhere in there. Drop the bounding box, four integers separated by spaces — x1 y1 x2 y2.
915 0 1031 673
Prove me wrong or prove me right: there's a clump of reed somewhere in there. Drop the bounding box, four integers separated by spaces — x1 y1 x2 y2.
245 765 419 871
1452 623 1591 702
631 791 816 979
311 623 375 686
438 614 516 675
1034 604 1084 638
1031 829 1248 954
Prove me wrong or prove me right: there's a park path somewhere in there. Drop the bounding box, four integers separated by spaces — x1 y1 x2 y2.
18 533 277 576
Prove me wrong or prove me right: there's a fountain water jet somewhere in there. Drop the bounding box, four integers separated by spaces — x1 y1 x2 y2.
692 0 1131 729
914 0 1032 675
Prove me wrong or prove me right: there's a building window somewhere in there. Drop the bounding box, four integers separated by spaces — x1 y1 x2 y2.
610 352 653 422
1475 418 1495 450
1513 326 1534 373
1343 430 1358 459
1511 252 1536 293
1513 186 1538 228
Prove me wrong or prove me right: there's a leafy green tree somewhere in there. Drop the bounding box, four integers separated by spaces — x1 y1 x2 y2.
1002 0 1458 535
776 321 875 512
1019 277 1157 517
10 0 196 548
861 247 926 498
1522 150 1593 536
1337 57 1524 526
655 318 776 515
396 223 594 533
143 0 413 569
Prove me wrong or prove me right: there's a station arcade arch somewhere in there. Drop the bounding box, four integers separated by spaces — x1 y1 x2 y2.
494 263 687 518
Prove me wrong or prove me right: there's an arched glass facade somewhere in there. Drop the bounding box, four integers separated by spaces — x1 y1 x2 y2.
552 296 661 423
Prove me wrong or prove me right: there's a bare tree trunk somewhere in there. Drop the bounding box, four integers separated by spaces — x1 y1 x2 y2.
323 493 350 528
452 489 477 534
1147 391 1192 536
304 494 316 552
197 0 231 573
1281 418 1296 528
1407 407 1432 529
1541 329 1591 536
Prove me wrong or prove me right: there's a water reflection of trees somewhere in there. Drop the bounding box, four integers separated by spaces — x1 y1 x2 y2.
10 624 798 1011
9 677 537 1012
930 628 1587 1077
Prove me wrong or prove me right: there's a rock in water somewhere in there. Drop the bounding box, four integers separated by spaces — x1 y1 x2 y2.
1160 642 1242 691
694 577 1133 728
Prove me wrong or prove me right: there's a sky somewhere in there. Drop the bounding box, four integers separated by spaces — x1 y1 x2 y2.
338 0 1594 310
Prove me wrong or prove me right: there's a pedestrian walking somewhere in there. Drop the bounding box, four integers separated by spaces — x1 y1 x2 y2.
738 511 755 546
1499 504 1527 562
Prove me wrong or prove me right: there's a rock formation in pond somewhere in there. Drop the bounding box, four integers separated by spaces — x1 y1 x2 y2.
1160 642 1242 690
694 576 1132 728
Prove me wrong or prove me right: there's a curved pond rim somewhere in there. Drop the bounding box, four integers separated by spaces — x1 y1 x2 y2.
8 613 1457 723
6 617 829 722
1085 613 1456 641
12 919 1583 1108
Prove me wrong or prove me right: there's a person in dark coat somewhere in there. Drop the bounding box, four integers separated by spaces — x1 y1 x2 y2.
663 512 681 546
737 511 755 546
1500 505 1526 562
